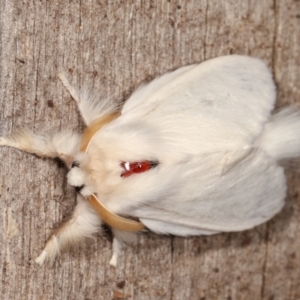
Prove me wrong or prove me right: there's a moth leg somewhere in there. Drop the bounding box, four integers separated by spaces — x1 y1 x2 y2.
58 72 92 125
58 72 118 126
109 230 136 267
109 236 122 267
35 195 101 265
0 130 80 166
58 72 81 104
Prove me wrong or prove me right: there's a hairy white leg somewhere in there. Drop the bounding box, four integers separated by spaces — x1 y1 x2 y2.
58 72 81 104
0 130 80 166
35 195 101 265
109 229 136 267
109 237 122 267
58 72 119 126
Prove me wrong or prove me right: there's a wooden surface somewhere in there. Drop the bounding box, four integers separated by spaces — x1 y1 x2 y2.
0 1 300 299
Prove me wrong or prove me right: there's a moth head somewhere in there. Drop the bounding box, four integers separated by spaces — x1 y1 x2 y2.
67 151 127 198
67 153 93 196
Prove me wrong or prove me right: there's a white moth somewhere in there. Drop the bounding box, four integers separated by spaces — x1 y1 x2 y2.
1 55 299 267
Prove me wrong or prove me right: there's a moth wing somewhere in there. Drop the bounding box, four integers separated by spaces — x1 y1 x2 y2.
87 55 280 235
122 64 196 113
133 149 286 235
121 55 275 152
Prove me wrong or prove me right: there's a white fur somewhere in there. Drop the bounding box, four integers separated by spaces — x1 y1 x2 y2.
59 72 119 126
67 168 86 187
1 55 299 267
35 195 101 265
255 106 300 160
109 229 136 267
0 130 81 166
109 237 122 267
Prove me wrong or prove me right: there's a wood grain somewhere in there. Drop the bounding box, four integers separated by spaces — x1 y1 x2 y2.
0 1 299 299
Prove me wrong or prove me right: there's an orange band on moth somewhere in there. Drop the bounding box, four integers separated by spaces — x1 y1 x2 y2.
88 194 145 232
80 112 121 152
81 113 146 232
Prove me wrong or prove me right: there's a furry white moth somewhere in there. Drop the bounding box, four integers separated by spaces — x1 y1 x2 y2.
1 55 299 267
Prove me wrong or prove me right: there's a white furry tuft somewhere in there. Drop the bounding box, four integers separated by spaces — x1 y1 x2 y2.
35 195 101 265
256 107 300 161
0 130 80 165
35 250 48 265
51 131 81 165
78 89 120 125
59 72 120 125
67 168 86 187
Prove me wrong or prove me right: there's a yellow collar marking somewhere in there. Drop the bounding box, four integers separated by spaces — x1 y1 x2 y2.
81 113 145 232
80 113 120 152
